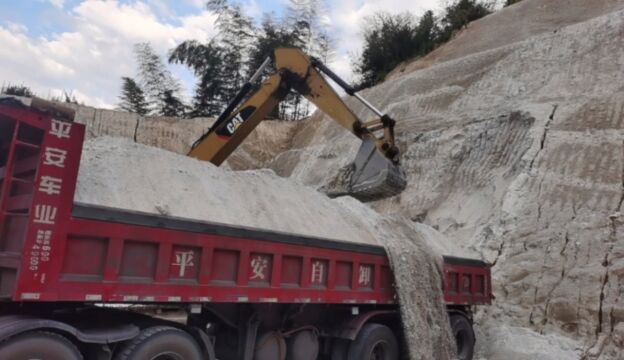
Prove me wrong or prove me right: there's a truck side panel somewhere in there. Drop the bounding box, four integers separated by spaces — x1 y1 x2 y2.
0 105 84 300
37 215 396 304
443 257 491 306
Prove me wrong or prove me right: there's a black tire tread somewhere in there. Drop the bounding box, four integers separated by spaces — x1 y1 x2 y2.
450 314 475 360
0 330 83 360
348 323 398 360
115 326 197 360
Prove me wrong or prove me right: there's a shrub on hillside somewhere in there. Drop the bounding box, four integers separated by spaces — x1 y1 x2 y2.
355 0 493 88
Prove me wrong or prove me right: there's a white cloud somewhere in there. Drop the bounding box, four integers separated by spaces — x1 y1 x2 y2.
48 0 66 8
5 22 28 33
0 0 218 108
2 0 447 108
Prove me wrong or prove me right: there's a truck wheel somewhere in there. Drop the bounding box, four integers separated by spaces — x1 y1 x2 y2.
347 324 398 360
0 331 83 360
115 326 202 360
450 314 475 360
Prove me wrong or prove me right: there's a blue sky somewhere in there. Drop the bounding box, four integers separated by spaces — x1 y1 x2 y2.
0 0 284 35
0 0 441 108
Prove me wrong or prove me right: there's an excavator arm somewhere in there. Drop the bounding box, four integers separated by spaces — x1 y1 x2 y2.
189 48 406 200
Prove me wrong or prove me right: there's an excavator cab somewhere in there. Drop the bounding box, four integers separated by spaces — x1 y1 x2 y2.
189 48 406 201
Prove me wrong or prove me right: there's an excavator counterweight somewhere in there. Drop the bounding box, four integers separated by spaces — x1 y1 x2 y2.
189 48 407 201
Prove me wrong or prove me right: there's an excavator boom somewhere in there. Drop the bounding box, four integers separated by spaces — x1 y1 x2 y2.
189 48 406 200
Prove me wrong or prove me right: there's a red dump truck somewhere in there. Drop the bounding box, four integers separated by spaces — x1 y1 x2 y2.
0 99 491 360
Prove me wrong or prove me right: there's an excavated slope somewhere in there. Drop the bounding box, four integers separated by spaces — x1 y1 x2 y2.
248 2 624 358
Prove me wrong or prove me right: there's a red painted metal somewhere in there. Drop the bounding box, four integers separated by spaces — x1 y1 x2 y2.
0 104 492 307
443 261 491 306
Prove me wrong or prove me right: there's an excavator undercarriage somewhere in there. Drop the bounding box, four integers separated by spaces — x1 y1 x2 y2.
189 48 407 200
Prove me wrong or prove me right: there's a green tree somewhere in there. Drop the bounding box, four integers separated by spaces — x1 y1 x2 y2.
134 42 185 116
170 0 331 120
355 1 492 88
2 84 34 97
169 0 255 118
356 12 421 88
119 77 149 115
282 0 331 120
246 15 302 119
160 89 187 117
414 11 439 55
169 40 225 117
247 15 297 77
285 0 331 61
439 0 492 42
62 91 79 104
207 0 255 103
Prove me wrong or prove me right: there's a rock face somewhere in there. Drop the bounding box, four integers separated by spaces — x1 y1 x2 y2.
249 2 624 358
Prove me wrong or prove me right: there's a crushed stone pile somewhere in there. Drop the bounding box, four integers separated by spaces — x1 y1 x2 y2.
75 136 458 359
75 137 376 244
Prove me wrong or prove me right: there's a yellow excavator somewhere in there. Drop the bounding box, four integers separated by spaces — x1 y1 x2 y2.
188 48 406 200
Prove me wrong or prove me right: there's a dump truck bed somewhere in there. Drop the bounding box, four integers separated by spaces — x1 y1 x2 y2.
0 100 491 306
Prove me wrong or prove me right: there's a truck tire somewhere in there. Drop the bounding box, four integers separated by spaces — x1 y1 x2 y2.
450 314 475 360
115 326 202 360
0 331 83 360
347 323 398 360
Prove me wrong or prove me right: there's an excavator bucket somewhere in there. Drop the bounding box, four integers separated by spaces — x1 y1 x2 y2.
349 139 407 200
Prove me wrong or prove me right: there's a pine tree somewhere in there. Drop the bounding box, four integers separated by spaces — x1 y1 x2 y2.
119 77 149 115
134 42 185 116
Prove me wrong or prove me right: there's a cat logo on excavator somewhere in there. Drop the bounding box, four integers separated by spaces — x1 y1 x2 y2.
214 106 256 140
